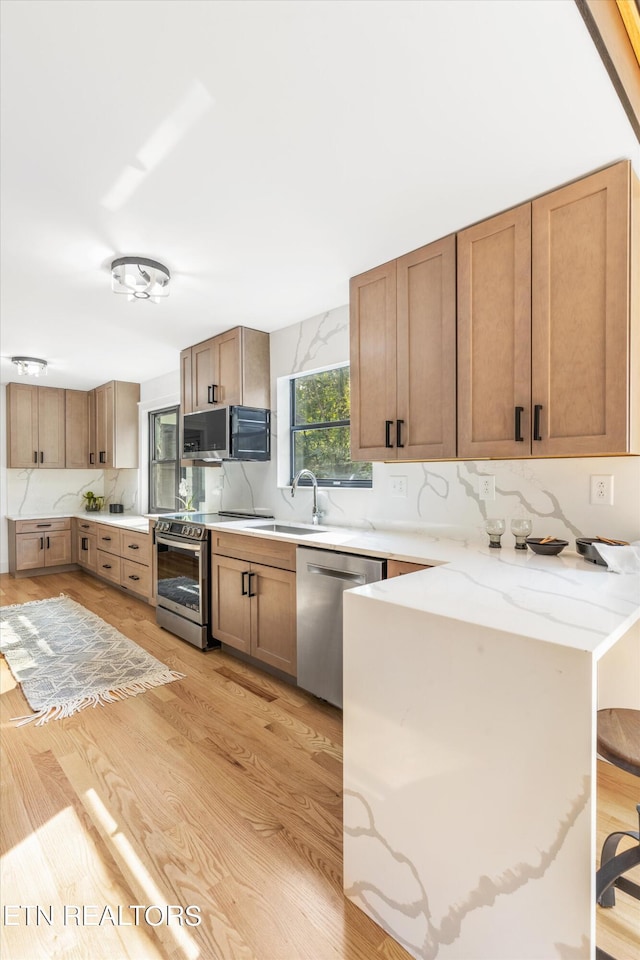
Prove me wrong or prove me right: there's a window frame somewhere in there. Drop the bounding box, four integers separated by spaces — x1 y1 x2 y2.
148 405 181 514
289 367 372 489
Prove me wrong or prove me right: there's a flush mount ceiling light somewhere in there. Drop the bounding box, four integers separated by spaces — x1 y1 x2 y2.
11 356 48 377
111 256 170 301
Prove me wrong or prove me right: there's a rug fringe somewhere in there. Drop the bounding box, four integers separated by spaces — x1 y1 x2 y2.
10 669 186 726
1 592 69 613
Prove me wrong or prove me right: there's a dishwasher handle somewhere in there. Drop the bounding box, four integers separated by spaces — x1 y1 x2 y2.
305 563 366 585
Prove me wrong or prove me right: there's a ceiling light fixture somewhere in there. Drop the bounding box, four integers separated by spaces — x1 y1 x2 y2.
111 256 170 301
11 356 48 377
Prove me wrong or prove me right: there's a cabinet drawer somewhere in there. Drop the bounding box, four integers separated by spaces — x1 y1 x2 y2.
386 559 431 578
15 518 70 534
120 530 151 566
121 559 152 599
96 525 122 556
211 531 296 571
76 518 97 535
96 550 121 583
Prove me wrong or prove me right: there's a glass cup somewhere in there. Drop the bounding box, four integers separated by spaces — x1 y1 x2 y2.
485 518 506 548
511 518 533 550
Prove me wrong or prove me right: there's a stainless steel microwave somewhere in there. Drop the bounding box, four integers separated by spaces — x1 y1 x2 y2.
182 405 270 461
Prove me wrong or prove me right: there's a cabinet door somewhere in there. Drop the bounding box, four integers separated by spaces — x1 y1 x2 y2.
65 389 90 468
532 161 630 455
457 203 532 459
192 338 217 411
45 530 71 566
250 564 296 676
350 260 398 460
77 531 97 571
95 383 109 466
180 347 193 415
215 327 242 406
6 383 39 468
396 235 457 459
87 388 97 467
15 533 45 570
38 387 66 468
211 554 252 654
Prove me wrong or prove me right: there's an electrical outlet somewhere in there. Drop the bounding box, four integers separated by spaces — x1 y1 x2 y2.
590 475 614 505
478 475 495 501
390 476 408 498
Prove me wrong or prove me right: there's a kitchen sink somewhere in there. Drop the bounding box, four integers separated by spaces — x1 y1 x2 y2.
247 522 326 535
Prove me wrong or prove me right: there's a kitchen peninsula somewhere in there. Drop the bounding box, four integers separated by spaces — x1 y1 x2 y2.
340 539 640 960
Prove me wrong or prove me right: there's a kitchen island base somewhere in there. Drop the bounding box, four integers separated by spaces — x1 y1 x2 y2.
343 591 638 960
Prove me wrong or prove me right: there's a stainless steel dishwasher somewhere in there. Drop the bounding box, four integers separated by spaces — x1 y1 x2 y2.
296 547 386 708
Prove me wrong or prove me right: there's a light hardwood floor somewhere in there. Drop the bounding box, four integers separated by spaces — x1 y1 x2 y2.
1 572 638 960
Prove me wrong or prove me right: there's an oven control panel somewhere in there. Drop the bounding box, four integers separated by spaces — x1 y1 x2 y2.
155 519 207 540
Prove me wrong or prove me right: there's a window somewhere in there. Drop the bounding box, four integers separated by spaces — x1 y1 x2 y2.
290 366 372 487
149 407 180 513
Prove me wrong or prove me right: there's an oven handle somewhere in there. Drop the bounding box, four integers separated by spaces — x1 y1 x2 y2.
155 534 204 552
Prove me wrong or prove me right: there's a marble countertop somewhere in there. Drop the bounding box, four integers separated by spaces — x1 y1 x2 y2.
207 518 640 658
8 512 150 533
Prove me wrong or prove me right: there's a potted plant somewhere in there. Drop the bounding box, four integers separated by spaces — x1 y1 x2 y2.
82 491 105 512
176 479 195 511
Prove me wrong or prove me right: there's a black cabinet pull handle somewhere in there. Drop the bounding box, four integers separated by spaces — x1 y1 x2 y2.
90 452 95 465
34 451 38 463
385 420 394 448
40 537 44 549
102 536 111 541
36 523 52 528
533 404 543 442
212 384 219 403
241 571 249 596
248 571 257 598
514 406 524 442
396 419 405 449
82 537 88 551
81 524 90 529
99 451 106 464
40 451 44 463
208 385 213 404
128 575 140 581
127 544 139 550
46 537 50 548
103 564 112 570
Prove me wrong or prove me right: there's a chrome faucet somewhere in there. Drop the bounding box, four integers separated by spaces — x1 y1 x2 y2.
291 469 320 524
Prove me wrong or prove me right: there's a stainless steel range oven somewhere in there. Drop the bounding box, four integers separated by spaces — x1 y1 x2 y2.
154 509 273 649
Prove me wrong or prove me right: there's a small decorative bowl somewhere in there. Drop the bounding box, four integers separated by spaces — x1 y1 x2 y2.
525 537 568 556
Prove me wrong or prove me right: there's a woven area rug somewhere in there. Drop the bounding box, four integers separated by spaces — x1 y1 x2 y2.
0 595 185 726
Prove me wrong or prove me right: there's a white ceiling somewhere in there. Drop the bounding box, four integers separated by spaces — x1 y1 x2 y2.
1 0 638 390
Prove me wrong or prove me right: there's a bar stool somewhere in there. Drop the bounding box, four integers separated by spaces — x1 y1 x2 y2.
595 708 640 960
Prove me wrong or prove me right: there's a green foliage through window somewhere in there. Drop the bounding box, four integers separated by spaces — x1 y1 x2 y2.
290 367 372 487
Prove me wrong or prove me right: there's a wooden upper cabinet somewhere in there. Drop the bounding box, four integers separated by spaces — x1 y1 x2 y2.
457 204 532 459
350 237 456 461
65 389 90 468
350 260 397 460
532 161 633 456
396 236 457 459
181 326 270 415
95 380 140 469
6 383 65 468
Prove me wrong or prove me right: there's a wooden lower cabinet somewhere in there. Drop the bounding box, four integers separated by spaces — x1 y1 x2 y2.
386 559 431 578
8 519 73 575
211 542 297 678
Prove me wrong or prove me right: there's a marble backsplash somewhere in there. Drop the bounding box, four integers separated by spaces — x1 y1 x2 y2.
5 468 139 518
